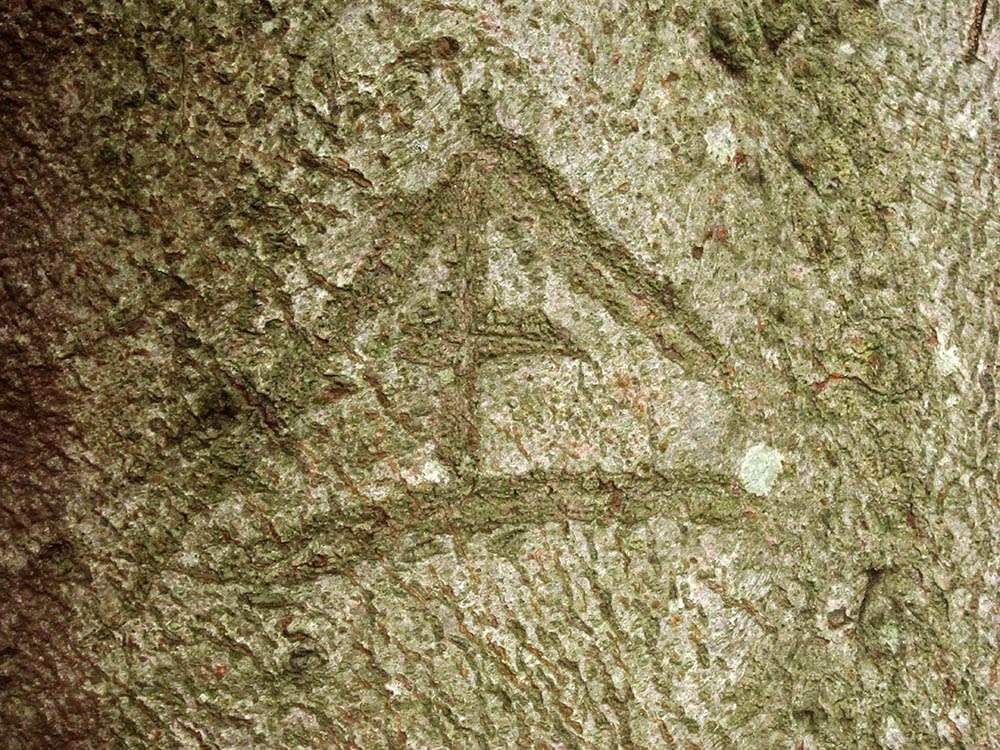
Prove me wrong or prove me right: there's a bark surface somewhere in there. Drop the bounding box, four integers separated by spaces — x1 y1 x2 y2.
2 1 999 748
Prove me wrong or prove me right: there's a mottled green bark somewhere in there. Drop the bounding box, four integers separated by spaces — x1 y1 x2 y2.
2 0 999 748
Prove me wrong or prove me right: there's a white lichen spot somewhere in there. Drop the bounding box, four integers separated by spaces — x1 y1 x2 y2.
400 442 450 488
936 336 962 377
385 680 403 696
739 443 783 496
947 707 971 738
949 102 979 139
884 716 906 749
704 120 738 165
937 717 959 744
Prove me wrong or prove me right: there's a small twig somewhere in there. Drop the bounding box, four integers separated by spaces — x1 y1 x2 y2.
966 0 989 60
856 567 885 628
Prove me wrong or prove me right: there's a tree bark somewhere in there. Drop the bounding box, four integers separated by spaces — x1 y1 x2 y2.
2 0 999 747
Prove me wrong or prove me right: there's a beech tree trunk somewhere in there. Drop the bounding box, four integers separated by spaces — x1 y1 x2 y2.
2 0 999 747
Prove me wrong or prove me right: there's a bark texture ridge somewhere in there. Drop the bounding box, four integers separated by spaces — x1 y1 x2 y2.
2 0 999 748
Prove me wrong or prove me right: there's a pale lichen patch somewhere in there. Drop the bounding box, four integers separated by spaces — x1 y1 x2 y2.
400 442 451 489
704 119 739 165
935 333 963 377
739 443 783 496
884 716 906 749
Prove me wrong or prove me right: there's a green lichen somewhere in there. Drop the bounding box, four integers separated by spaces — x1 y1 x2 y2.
739 443 784 496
